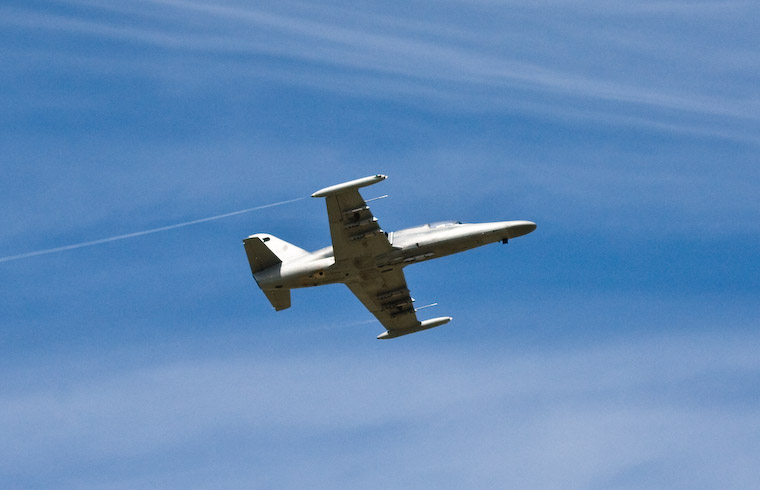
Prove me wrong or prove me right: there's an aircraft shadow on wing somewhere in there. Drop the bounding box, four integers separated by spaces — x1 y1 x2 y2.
243 174 536 339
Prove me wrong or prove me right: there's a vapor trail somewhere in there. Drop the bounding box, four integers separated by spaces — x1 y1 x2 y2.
0 197 305 264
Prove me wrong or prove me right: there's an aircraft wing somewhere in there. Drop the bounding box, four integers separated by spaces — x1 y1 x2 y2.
345 268 451 339
313 175 452 339
312 174 393 266
345 267 418 334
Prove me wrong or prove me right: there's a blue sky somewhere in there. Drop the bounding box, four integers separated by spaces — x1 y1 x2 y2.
1 1 759 488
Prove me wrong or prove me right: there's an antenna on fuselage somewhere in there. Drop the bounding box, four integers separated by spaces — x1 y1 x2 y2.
365 195 388 203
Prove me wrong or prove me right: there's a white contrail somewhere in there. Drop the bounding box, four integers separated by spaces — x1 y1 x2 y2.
0 197 305 264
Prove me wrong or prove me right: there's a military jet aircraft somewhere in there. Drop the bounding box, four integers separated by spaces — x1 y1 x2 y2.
243 174 536 339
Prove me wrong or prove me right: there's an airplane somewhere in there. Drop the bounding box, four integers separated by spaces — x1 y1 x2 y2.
243 174 536 339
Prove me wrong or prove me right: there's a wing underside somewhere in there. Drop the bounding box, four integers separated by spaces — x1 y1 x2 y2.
346 270 452 339
345 267 421 333
316 175 451 339
323 189 392 267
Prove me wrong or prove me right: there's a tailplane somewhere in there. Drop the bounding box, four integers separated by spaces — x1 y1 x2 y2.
261 289 291 311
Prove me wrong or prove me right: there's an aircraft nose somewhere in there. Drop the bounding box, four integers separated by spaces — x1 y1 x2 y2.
507 220 537 238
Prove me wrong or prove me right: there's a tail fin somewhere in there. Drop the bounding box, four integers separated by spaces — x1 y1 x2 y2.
243 234 307 311
243 234 308 273
243 235 280 274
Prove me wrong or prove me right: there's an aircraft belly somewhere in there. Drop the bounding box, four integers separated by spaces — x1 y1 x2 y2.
396 236 488 263
257 256 341 289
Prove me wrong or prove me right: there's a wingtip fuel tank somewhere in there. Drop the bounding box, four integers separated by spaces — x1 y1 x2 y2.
311 174 388 198
377 316 453 340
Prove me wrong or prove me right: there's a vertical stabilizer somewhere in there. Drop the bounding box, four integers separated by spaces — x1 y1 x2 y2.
243 234 306 311
243 236 279 274
243 234 308 274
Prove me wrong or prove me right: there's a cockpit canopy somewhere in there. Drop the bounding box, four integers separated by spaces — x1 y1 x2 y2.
390 220 462 246
396 221 461 235
427 220 462 228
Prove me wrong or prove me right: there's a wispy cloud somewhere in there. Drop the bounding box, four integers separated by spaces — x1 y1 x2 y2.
2 330 758 488
3 0 758 140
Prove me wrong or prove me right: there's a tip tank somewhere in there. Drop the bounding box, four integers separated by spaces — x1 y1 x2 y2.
311 174 388 198
377 316 452 339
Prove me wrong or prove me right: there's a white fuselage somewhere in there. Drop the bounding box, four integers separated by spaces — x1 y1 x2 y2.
254 220 536 290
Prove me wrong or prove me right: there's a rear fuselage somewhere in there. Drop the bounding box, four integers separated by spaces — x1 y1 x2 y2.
253 220 536 290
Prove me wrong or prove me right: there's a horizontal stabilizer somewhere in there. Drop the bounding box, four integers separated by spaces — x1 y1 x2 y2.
263 289 291 311
377 316 452 340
